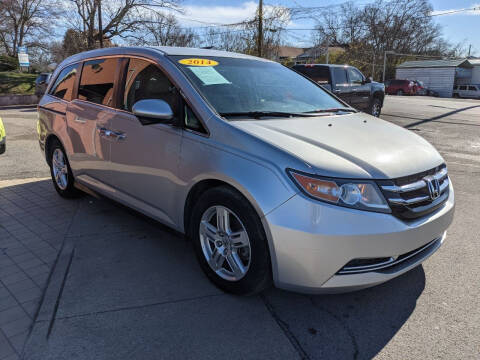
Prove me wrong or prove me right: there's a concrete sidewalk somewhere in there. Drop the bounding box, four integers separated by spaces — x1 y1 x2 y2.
9 179 424 360
21 186 301 360
0 178 78 360
1 171 478 359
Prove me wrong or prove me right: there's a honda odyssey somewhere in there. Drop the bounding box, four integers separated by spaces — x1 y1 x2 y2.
37 47 454 295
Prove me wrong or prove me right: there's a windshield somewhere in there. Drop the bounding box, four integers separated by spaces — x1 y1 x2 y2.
170 55 345 116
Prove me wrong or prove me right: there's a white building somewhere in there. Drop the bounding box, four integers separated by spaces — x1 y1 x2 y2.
395 59 473 97
469 59 480 84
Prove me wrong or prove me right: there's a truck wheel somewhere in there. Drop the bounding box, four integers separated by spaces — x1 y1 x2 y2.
190 186 272 295
396 89 404 96
369 98 382 117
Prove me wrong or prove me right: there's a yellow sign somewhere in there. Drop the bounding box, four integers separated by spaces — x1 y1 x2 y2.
178 58 218 66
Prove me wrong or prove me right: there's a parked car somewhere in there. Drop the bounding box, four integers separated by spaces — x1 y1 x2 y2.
453 84 480 99
412 81 439 97
35 73 52 96
38 47 454 295
292 64 385 117
0 117 5 154
385 79 416 95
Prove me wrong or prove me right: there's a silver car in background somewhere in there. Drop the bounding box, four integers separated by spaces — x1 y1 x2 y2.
37 47 454 295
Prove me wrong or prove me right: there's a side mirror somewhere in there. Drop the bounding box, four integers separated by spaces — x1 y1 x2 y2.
364 77 373 84
132 99 174 125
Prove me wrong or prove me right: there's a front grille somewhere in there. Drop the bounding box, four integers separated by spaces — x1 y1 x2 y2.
337 238 441 275
376 164 449 220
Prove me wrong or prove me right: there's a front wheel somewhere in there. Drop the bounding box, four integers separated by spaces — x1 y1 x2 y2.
396 89 404 96
49 140 82 198
190 186 271 295
369 97 382 117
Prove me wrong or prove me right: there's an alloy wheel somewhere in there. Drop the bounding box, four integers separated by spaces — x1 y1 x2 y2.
52 148 68 190
199 206 251 281
372 101 381 117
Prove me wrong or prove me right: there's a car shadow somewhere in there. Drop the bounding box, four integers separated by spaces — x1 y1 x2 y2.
98 187 426 359
262 264 425 359
383 105 480 128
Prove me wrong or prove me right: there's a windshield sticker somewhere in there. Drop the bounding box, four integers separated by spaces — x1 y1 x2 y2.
179 58 219 66
188 66 231 86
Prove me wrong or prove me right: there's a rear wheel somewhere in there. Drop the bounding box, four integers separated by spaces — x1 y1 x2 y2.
396 89 404 96
190 186 271 295
49 140 82 198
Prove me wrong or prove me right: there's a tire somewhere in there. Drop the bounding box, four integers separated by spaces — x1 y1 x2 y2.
396 89 403 96
369 97 382 117
190 186 271 295
453 93 459 98
49 140 82 198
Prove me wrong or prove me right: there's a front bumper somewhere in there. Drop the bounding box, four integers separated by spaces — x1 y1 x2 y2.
265 184 455 294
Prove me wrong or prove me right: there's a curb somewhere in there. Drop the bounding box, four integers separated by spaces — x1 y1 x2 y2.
0 95 39 107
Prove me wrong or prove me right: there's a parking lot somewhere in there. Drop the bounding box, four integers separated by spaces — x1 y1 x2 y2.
0 96 479 359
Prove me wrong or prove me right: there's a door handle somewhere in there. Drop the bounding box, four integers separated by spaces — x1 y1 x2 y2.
97 127 126 141
74 116 86 123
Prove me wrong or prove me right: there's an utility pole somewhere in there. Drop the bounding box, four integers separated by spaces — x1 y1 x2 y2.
372 52 375 80
257 0 263 57
325 38 329 64
382 51 394 83
98 0 103 48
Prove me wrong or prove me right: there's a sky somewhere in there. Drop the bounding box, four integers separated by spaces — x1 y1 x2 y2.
176 0 480 56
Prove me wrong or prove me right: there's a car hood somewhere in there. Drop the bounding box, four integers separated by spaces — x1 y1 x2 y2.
230 112 444 179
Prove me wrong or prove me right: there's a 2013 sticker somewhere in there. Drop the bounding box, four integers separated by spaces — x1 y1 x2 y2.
178 58 219 66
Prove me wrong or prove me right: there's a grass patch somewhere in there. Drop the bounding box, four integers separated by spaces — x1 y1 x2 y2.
0 72 37 95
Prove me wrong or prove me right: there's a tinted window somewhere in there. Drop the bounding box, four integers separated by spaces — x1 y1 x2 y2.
347 67 363 84
123 58 179 116
468 86 477 91
332 68 348 86
459 86 467 90
79 58 117 106
48 64 78 101
293 66 330 84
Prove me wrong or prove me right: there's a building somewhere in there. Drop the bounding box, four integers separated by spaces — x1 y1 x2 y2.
275 46 306 62
395 59 473 97
468 58 480 84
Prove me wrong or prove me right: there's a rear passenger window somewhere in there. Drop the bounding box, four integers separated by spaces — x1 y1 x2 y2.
468 86 476 91
459 86 467 90
332 68 348 86
48 64 78 101
293 66 330 84
78 58 117 106
123 58 179 115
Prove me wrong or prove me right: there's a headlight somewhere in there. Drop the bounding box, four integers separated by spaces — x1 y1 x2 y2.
287 170 390 213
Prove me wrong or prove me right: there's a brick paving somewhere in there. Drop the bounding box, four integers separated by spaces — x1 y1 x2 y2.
0 178 78 359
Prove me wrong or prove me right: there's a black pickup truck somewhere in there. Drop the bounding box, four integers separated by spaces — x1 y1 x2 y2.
292 64 385 117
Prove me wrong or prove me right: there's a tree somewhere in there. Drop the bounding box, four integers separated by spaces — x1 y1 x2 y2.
198 5 290 60
132 13 198 47
0 0 57 57
311 0 459 80
67 0 181 49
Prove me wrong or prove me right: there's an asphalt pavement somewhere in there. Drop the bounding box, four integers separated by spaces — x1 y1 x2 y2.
0 96 479 359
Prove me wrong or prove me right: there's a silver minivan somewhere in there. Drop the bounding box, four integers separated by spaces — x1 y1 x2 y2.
37 47 454 295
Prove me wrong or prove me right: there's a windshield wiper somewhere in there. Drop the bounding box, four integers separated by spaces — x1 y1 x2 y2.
304 108 357 114
219 111 318 119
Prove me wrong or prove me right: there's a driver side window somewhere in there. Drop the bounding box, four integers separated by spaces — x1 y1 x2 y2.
123 58 180 117
347 68 364 85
